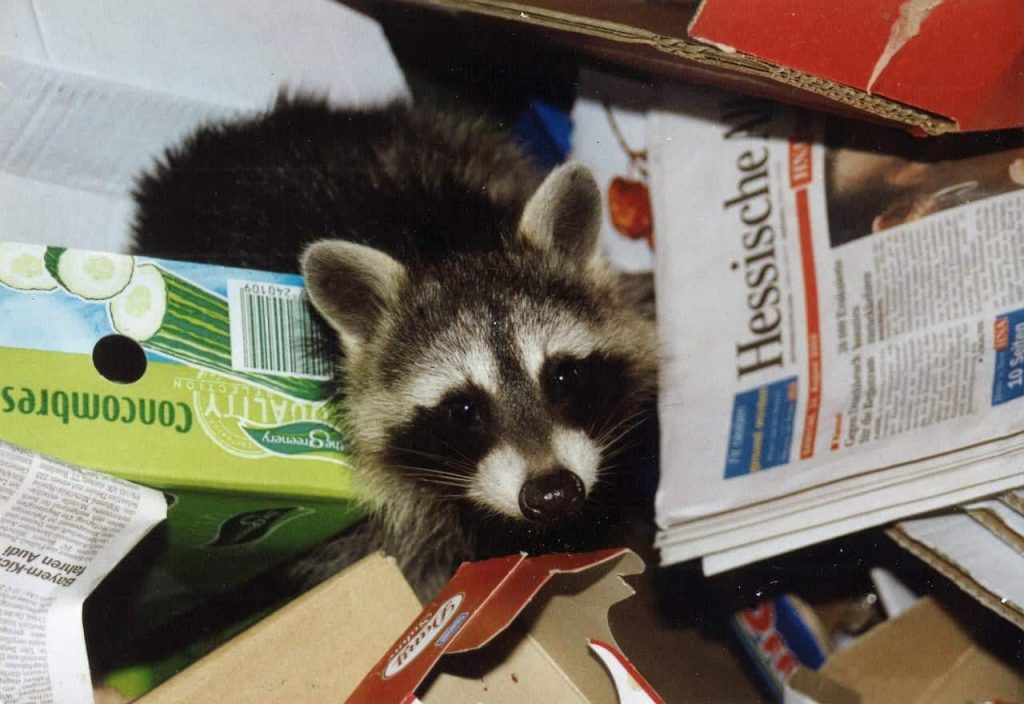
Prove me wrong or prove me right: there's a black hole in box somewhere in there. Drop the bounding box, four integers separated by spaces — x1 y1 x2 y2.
92 334 147 384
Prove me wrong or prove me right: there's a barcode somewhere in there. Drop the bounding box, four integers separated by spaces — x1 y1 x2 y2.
227 280 332 379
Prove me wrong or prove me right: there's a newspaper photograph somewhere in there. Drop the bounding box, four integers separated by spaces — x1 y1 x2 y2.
651 84 1024 565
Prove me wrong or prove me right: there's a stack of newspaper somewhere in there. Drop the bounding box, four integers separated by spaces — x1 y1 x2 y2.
648 84 1024 575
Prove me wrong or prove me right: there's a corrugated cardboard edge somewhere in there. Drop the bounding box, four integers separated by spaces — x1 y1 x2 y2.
397 0 957 135
886 526 1024 630
966 506 1024 557
139 552 422 704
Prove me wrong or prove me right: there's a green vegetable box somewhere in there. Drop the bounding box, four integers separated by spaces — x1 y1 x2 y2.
0 242 363 625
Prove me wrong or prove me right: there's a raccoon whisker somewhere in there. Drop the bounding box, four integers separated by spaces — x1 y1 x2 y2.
398 472 474 487
599 418 648 455
391 440 474 469
434 438 479 470
584 392 634 439
389 445 475 467
388 447 478 475
390 465 476 488
595 410 650 452
591 388 651 440
433 492 474 501
389 461 472 476
409 482 473 497
598 442 643 469
401 474 474 489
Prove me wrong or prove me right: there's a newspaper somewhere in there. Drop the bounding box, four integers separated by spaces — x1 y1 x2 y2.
650 84 1024 573
0 442 165 704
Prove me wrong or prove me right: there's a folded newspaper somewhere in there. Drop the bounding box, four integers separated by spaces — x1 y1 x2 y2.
0 441 165 703
650 84 1024 575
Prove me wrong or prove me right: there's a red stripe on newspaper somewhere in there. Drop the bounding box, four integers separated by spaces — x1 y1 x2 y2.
796 188 821 459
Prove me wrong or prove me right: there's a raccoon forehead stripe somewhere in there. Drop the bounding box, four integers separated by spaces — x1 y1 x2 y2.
404 343 499 408
516 322 597 380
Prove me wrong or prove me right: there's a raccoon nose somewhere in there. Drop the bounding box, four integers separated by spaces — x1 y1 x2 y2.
518 469 585 522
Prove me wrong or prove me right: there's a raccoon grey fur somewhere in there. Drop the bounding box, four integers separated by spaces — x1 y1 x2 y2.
131 97 658 600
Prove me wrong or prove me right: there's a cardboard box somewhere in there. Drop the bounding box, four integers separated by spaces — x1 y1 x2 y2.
139 549 660 703
397 0 1023 134
787 597 1024 704
0 243 362 627
689 0 1024 134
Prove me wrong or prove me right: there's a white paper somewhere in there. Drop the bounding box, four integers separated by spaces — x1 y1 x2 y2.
0 0 409 253
0 442 165 704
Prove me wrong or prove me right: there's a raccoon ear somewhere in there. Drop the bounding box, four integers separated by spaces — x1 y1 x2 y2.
517 162 603 264
301 240 406 351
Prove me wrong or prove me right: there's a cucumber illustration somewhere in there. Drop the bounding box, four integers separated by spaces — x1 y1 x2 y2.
0 242 59 291
109 263 168 340
109 264 328 401
45 246 134 300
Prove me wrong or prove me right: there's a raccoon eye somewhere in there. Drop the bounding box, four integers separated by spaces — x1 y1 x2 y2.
441 393 482 429
547 357 584 401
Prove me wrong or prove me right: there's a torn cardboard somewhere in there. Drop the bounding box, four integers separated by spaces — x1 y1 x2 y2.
139 549 658 703
788 597 1024 704
352 548 656 703
395 0 962 134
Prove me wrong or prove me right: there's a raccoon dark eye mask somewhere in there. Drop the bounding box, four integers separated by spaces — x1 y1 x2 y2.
385 385 497 482
541 352 633 434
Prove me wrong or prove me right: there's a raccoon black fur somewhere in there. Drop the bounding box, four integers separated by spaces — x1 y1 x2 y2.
132 97 658 600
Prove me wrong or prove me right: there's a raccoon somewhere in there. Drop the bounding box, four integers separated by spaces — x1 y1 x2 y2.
132 97 658 600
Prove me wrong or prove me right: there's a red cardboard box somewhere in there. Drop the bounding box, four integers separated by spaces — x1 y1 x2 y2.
689 0 1024 133
398 0 1024 134
351 548 661 704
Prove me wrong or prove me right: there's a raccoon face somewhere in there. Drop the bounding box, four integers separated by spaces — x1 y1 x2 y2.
303 163 657 524
374 311 644 523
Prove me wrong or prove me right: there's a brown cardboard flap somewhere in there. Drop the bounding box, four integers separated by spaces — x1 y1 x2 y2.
139 553 422 704
347 548 646 703
818 597 1024 704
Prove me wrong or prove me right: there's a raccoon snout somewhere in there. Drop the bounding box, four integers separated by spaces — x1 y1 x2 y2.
518 469 585 522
